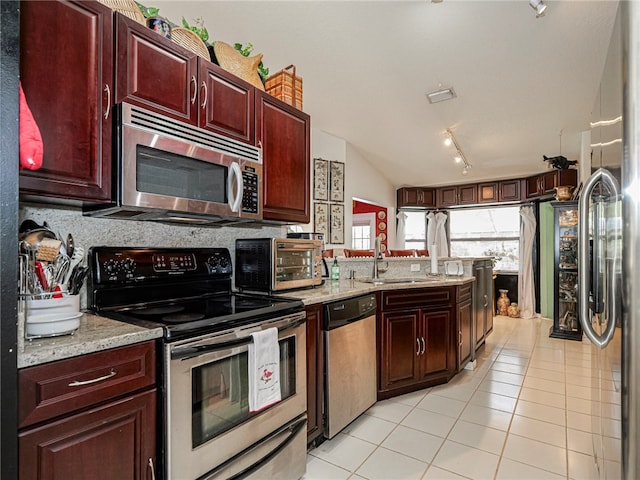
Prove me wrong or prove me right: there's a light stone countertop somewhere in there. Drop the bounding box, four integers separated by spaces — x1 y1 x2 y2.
280 276 476 305
18 312 163 369
18 276 474 368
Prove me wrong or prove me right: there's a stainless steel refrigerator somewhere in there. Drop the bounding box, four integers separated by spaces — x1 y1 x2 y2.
579 3 640 479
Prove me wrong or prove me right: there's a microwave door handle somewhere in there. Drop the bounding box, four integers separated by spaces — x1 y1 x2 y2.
228 162 244 213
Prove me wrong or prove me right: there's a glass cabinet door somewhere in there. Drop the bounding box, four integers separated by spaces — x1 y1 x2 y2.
550 201 583 340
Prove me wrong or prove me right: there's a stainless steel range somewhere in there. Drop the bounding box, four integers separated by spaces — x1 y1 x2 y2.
88 247 307 480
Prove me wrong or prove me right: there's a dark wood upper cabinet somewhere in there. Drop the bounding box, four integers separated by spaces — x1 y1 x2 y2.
499 179 522 202
458 184 478 205
19 0 113 203
437 186 458 208
397 187 436 208
198 59 255 144
115 13 197 124
526 169 577 199
478 182 499 203
256 91 311 223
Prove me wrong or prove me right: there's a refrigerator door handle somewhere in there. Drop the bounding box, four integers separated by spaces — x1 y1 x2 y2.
578 168 620 349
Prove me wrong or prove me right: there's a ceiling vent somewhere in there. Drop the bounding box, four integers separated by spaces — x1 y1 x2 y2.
426 87 456 104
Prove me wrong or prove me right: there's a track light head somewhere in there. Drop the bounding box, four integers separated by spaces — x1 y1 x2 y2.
529 0 547 18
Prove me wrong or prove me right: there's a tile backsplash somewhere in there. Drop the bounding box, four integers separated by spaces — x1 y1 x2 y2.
20 204 285 308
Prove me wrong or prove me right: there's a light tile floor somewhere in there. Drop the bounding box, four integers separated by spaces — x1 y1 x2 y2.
304 316 622 480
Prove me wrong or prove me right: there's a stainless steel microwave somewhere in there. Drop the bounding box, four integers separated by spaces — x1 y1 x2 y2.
235 238 324 291
84 102 262 226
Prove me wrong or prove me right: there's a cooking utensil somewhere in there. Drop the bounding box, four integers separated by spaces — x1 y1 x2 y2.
36 237 63 262
69 266 88 295
34 262 49 291
63 246 84 286
66 233 75 258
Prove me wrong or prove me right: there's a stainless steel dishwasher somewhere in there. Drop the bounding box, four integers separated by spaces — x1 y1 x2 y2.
324 293 377 439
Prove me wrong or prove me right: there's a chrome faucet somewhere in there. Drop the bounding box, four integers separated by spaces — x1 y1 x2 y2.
373 235 383 279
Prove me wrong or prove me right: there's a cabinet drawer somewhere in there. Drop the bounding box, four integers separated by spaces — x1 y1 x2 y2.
381 287 453 311
19 341 156 429
457 283 472 303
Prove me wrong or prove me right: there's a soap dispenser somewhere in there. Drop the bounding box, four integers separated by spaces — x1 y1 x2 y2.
331 257 340 280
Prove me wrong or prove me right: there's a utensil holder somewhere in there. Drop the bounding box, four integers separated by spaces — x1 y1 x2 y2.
21 292 81 339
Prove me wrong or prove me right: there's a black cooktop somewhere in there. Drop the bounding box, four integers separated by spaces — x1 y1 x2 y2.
88 247 304 341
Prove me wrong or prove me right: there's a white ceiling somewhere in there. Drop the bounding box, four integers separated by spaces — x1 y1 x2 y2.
157 0 620 187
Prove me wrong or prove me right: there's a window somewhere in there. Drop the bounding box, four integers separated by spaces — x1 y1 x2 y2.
403 211 427 249
352 213 375 248
449 206 520 271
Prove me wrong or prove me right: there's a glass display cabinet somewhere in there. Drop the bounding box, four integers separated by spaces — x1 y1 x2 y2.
550 200 583 340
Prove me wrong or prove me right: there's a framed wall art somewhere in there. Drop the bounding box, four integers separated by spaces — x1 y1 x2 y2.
314 202 329 238
330 203 344 244
329 161 345 202
313 158 329 201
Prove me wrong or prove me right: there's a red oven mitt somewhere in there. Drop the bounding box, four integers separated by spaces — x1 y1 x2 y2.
19 82 43 171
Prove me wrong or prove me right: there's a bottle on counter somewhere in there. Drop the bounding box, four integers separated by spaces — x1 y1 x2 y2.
331 257 340 280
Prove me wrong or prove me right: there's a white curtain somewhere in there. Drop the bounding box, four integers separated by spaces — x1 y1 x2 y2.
519 205 536 319
396 211 407 249
427 212 449 257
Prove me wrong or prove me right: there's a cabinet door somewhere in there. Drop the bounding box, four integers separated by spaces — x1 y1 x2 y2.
305 304 324 445
116 13 197 124
437 186 458 207
541 171 558 195
499 179 522 202
198 59 255 144
557 169 578 189
458 299 473 369
397 187 435 208
256 92 311 223
19 389 157 480
457 184 478 205
525 175 542 198
478 182 499 203
19 0 113 202
420 309 453 377
380 311 420 391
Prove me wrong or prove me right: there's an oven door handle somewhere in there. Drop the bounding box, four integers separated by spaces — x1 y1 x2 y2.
204 415 307 480
172 317 305 361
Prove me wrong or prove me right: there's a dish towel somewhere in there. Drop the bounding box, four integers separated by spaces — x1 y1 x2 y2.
248 327 281 412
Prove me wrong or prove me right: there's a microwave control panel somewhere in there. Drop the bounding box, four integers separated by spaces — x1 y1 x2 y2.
242 170 259 214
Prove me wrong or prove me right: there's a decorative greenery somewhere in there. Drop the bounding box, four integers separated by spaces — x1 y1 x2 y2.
234 42 269 80
181 16 209 43
483 247 517 269
135 2 159 18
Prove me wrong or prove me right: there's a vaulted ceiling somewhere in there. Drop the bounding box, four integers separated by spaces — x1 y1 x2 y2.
157 0 620 187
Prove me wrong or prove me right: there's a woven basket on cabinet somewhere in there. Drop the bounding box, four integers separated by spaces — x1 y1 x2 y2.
171 28 210 60
97 0 145 24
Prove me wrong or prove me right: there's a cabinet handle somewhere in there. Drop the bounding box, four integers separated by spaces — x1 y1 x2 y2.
484 294 488 308
459 330 463 346
421 336 426 355
416 337 420 355
103 84 111 120
148 458 156 480
68 369 117 387
200 81 208 109
190 76 197 104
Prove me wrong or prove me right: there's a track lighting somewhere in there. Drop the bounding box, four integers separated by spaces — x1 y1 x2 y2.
529 0 547 18
445 128 472 175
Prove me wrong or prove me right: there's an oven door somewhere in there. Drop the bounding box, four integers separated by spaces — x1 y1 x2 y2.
166 312 307 480
273 239 323 290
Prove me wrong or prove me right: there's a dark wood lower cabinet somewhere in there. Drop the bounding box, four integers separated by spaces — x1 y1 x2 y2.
378 287 458 399
305 304 324 446
19 389 156 480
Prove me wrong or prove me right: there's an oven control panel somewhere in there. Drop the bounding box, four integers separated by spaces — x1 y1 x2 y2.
89 247 233 284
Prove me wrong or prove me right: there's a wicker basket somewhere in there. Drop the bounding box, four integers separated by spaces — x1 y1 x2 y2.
265 65 303 110
171 27 210 60
98 0 145 24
